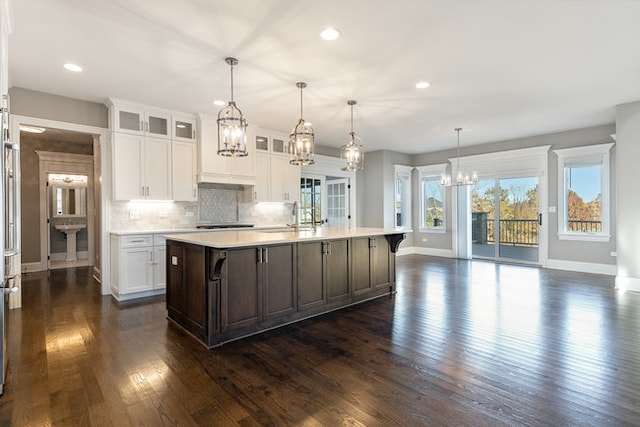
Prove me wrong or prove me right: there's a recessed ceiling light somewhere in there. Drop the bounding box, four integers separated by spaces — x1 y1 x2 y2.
416 81 430 89
20 126 46 133
213 100 226 107
63 63 83 72
320 28 340 41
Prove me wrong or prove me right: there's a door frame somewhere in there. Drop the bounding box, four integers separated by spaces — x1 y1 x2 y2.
38 150 95 269
472 175 541 264
302 154 357 228
451 146 550 267
11 115 111 298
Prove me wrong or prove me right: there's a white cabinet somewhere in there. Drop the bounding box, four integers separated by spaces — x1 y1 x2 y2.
172 140 197 201
253 152 300 203
111 233 176 300
272 154 301 203
111 234 157 299
111 102 171 139
172 115 197 142
112 133 171 200
197 113 256 184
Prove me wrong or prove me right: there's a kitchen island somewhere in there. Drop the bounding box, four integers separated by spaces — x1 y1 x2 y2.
165 228 406 348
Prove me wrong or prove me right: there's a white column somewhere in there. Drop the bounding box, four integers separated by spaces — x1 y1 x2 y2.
615 100 640 291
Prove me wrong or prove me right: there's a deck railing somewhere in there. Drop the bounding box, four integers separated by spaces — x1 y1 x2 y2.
473 214 602 246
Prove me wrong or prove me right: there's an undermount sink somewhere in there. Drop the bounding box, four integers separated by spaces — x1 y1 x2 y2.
55 224 86 261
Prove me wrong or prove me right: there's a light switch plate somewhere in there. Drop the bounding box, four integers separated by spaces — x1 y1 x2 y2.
548 206 557 213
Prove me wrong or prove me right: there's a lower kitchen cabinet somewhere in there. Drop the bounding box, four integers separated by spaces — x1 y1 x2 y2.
352 235 392 301
111 232 186 301
222 244 296 332
165 231 404 348
297 238 350 313
166 241 207 342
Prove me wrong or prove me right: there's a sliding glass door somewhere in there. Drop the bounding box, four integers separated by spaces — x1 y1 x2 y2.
472 176 540 263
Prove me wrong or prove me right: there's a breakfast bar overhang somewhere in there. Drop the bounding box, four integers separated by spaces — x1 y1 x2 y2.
164 228 406 348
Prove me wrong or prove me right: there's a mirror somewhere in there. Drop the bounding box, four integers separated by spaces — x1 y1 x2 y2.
51 186 87 217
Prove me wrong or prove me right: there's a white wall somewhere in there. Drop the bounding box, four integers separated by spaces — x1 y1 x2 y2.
615 101 640 290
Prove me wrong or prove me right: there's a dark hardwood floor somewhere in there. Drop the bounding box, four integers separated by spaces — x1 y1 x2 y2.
2 255 639 426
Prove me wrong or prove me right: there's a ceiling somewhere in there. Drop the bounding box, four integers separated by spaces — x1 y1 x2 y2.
8 0 640 154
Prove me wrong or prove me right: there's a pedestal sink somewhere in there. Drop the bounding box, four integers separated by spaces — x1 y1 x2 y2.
54 224 86 262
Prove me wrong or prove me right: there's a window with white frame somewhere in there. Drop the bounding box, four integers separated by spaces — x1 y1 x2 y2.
394 165 413 229
416 164 446 232
554 143 614 241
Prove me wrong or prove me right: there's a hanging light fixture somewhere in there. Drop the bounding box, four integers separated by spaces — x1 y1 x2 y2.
217 57 248 157
441 127 478 186
289 82 315 165
341 100 364 171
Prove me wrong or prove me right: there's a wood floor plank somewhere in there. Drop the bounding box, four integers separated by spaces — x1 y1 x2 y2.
2 256 640 425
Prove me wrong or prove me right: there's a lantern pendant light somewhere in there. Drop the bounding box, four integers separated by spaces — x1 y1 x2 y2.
289 82 315 165
217 57 248 157
341 100 364 171
440 127 478 186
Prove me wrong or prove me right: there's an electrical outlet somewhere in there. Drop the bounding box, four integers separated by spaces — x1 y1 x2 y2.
129 209 139 220
422 238 428 242
610 251 617 257
159 211 168 218
548 206 557 213
185 211 194 217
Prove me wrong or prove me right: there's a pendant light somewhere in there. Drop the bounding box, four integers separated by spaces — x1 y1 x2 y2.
341 100 364 171
289 82 315 165
440 127 478 186
217 57 248 157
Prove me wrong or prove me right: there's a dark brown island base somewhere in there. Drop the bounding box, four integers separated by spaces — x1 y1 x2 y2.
164 228 406 348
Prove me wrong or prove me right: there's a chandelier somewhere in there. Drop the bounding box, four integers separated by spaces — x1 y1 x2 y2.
340 100 364 171
289 82 315 165
217 57 248 157
441 127 477 186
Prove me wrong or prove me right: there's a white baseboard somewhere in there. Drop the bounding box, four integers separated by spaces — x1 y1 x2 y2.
50 251 89 262
615 276 640 292
397 246 454 258
546 259 617 276
22 262 45 273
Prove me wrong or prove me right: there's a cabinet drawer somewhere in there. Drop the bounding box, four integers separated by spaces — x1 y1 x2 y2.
120 234 153 248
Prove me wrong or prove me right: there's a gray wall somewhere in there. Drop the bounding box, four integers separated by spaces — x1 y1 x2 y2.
357 150 414 247
9 87 108 128
410 124 616 265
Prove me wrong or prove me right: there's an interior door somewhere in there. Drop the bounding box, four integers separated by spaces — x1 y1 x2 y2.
472 176 540 263
326 178 350 228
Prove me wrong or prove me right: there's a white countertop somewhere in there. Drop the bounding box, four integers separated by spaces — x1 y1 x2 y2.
110 225 290 236
164 227 406 248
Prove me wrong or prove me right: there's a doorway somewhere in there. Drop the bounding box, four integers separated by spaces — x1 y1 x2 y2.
299 174 352 228
472 176 540 264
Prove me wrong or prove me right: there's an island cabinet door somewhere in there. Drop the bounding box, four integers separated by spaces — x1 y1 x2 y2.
351 236 392 301
351 237 373 298
221 247 262 332
297 241 325 311
166 242 207 342
263 244 297 320
326 239 350 304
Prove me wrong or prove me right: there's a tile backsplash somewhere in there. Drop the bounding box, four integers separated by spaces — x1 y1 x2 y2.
110 183 293 231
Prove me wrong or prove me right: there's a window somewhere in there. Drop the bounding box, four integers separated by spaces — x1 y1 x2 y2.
394 165 413 229
416 164 446 232
554 143 614 241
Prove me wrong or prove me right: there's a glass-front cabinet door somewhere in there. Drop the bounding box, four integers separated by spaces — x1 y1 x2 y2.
172 115 196 142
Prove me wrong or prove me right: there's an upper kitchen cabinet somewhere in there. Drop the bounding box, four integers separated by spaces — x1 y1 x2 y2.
172 140 197 202
108 99 171 139
112 133 171 200
196 113 256 185
172 115 197 142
